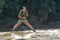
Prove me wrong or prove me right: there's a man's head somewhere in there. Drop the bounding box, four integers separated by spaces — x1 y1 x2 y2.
22 6 27 11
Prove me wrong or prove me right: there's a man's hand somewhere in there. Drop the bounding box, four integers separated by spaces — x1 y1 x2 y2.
23 17 26 19
18 16 26 20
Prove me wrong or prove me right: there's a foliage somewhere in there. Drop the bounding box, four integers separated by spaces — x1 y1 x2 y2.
0 0 60 26
0 0 5 13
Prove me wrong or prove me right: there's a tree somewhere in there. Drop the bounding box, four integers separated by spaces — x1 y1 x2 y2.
0 0 5 14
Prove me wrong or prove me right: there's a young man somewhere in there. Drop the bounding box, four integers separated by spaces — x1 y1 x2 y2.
12 6 35 32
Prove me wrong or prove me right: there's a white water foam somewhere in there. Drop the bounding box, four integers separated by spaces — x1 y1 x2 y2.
11 32 35 40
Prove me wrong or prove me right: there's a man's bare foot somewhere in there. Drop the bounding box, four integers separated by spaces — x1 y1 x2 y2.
33 29 36 32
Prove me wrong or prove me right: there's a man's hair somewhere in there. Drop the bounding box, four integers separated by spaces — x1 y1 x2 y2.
22 6 26 9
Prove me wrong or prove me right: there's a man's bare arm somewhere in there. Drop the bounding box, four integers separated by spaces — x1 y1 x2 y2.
26 11 29 17
18 10 26 19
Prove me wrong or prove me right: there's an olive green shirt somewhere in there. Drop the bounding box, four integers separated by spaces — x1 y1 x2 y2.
19 10 28 17
18 10 28 20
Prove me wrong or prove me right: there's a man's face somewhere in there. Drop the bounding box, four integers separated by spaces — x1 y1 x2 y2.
23 7 26 11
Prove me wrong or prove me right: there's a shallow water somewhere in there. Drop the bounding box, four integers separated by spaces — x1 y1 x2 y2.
0 29 60 40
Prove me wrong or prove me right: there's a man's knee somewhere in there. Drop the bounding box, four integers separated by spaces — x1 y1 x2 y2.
15 23 20 26
26 23 32 27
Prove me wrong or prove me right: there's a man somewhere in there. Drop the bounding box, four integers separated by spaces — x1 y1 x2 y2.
12 6 35 32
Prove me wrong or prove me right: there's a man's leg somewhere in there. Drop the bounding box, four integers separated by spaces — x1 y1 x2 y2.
12 24 20 30
23 20 35 32
12 20 21 30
